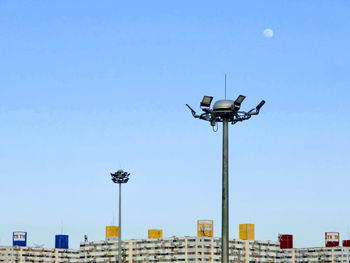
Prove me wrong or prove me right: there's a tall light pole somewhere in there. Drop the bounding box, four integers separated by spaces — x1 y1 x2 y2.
111 169 130 263
186 95 265 263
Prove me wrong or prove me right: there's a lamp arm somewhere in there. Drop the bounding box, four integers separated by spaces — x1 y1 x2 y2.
186 104 199 118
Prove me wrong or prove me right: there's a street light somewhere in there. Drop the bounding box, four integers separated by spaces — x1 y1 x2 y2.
111 169 130 263
186 94 265 263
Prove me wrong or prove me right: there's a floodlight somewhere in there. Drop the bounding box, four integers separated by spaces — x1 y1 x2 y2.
200 96 213 108
111 171 129 184
256 100 265 111
186 104 197 116
234 95 246 109
233 95 245 111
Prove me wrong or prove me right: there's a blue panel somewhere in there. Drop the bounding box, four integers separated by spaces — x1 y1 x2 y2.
55 235 69 249
13 232 27 247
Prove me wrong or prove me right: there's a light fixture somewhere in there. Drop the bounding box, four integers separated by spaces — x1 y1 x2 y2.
233 95 246 109
200 96 213 108
256 100 266 111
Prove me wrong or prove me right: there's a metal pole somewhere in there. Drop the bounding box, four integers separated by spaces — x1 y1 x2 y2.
222 118 229 263
118 183 122 263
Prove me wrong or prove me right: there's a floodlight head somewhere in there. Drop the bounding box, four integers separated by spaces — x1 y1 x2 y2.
200 96 213 108
111 170 130 184
234 95 246 108
256 100 265 111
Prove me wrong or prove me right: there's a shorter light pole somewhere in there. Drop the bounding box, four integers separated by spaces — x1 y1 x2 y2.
111 170 130 263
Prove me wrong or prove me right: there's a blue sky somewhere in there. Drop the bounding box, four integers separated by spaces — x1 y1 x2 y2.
1 0 350 249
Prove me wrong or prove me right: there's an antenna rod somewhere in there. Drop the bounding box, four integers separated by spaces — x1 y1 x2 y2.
225 74 227 99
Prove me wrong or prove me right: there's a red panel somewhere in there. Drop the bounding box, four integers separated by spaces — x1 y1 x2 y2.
343 240 350 247
279 234 293 249
326 241 339 247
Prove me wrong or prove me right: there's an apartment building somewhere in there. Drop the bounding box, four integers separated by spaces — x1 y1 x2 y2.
80 236 280 262
2 234 350 262
280 246 350 263
0 246 79 263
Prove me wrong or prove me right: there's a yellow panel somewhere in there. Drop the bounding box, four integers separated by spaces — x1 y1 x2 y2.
148 229 163 239
197 220 214 237
106 226 119 237
239 224 254 240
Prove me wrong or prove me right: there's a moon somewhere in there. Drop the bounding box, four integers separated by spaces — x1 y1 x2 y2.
263 28 274 38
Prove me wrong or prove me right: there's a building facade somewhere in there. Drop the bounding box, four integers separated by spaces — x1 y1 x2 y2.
80 236 280 262
2 237 350 262
0 246 79 263
280 246 350 263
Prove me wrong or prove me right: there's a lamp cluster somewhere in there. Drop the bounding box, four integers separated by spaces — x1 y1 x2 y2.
186 95 265 126
111 170 130 184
